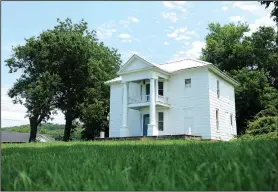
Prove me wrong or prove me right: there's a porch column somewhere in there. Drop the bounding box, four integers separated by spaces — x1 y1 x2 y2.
155 78 158 101
148 78 158 136
121 82 129 137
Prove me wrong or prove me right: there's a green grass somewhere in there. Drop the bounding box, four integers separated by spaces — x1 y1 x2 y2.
2 136 278 191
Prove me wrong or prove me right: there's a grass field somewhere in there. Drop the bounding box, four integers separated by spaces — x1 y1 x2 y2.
2 135 278 191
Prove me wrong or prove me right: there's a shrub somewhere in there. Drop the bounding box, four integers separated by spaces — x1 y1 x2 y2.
246 116 278 135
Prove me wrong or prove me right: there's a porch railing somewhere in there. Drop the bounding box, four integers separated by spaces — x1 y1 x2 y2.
157 95 169 103
128 95 169 104
128 95 150 104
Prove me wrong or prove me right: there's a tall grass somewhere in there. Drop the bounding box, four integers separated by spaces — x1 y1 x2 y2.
2 137 278 191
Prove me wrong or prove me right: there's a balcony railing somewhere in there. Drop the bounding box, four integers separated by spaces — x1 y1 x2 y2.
128 95 169 105
157 95 168 103
128 95 150 104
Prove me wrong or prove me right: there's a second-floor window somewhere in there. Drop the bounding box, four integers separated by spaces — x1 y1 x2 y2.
158 81 164 96
185 78 191 87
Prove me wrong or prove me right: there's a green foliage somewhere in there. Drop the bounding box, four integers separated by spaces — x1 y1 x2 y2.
230 68 278 133
2 138 278 190
247 116 278 135
236 131 278 140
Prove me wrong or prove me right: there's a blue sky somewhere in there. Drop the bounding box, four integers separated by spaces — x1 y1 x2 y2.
1 1 275 127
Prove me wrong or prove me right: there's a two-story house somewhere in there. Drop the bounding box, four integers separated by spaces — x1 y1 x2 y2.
105 54 239 141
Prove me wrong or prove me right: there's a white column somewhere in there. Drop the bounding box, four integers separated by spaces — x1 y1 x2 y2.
148 78 158 136
121 82 129 137
156 79 158 101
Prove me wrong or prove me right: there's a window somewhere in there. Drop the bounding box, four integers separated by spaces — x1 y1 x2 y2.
216 109 219 130
158 81 164 96
158 112 164 131
185 78 191 87
230 114 233 126
217 80 220 98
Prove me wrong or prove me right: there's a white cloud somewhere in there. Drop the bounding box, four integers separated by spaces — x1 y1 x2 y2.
162 1 188 19
167 26 196 41
245 4 276 36
248 15 276 36
171 41 206 61
118 33 139 43
161 12 178 23
119 16 140 29
1 86 65 127
128 16 139 23
229 16 246 22
163 1 187 9
221 6 229 11
185 41 206 59
233 2 260 12
119 33 131 39
96 21 117 40
164 41 169 46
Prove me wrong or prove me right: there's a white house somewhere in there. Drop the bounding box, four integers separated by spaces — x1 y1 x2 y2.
105 55 239 141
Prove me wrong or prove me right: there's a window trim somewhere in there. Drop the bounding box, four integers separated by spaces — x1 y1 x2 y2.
158 112 164 131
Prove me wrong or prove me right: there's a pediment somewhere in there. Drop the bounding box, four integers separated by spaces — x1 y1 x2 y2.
117 55 154 75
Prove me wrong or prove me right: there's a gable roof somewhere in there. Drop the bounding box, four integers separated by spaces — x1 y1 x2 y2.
1 131 30 143
106 54 239 86
1 131 55 143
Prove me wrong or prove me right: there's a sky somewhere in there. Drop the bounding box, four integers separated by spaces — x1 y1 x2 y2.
1 1 276 127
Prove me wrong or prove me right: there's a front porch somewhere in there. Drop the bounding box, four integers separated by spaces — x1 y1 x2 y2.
121 76 170 137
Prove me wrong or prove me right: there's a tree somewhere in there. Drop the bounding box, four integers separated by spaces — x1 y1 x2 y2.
230 68 278 134
6 72 58 142
201 23 253 71
6 18 121 142
5 36 60 142
80 43 121 140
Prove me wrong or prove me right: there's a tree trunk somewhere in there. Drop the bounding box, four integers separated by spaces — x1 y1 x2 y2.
29 117 38 142
63 111 73 141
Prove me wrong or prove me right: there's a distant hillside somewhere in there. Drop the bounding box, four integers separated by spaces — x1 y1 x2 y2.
2 123 83 141
2 123 65 137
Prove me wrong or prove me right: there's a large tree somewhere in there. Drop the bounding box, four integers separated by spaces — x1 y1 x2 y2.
201 23 278 134
6 37 59 142
6 18 121 141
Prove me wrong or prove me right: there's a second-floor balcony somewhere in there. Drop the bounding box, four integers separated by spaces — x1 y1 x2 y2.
128 94 169 106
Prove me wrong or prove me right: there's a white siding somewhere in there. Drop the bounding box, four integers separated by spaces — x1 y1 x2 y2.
165 67 211 139
124 59 151 72
208 71 237 141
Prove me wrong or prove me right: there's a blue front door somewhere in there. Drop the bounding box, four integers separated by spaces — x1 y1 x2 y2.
143 114 150 136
